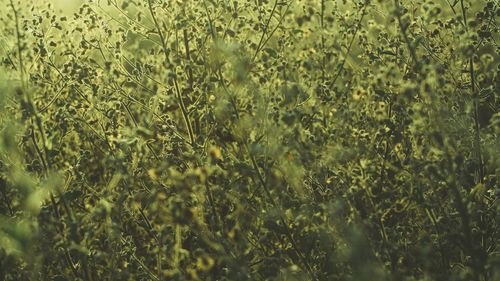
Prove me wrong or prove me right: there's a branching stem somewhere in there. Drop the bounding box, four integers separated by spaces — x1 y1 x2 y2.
147 0 195 145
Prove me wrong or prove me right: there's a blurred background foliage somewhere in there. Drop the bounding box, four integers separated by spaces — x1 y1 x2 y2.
0 0 499 280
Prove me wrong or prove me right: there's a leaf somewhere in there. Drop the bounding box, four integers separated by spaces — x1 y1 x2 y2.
263 47 278 58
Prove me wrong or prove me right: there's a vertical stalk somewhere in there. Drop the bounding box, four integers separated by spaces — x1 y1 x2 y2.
9 0 25 89
174 78 195 145
330 4 367 89
320 0 327 127
449 175 480 281
247 145 318 281
457 2 484 281
202 0 217 39
147 0 195 145
157 232 162 280
8 2 87 279
320 0 326 78
394 0 419 71
183 29 193 87
251 0 279 62
174 225 182 268
460 0 484 183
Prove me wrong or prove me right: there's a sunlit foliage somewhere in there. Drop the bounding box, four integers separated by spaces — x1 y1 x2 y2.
0 0 498 280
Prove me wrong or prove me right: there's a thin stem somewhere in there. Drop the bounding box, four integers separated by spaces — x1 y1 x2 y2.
257 1 293 58
0 183 15 216
147 0 195 145
9 0 25 88
174 78 196 145
394 0 419 71
122 102 161 161
252 0 280 62
330 5 367 89
12 25 87 274
174 224 182 268
183 29 193 87
459 0 484 183
320 0 326 84
247 145 318 281
202 0 217 40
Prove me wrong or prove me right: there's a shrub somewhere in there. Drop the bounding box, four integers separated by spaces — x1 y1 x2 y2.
0 0 498 280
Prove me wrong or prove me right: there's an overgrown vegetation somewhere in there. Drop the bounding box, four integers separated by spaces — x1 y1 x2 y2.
0 0 499 280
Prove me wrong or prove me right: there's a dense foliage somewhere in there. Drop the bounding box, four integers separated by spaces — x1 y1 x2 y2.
0 0 499 280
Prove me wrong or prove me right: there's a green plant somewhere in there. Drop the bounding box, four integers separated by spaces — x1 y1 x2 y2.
0 0 498 280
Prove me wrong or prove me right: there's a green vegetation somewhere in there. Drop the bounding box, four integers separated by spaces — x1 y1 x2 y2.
0 0 498 280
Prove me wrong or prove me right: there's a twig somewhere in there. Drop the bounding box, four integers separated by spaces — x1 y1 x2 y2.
147 0 195 146
459 0 484 183
252 0 280 62
330 5 368 89
394 0 419 71
9 0 25 89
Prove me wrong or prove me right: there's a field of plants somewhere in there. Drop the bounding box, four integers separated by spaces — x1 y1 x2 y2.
0 0 499 280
